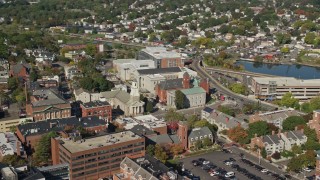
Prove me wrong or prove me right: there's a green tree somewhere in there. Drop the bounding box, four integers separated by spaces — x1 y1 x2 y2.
146 101 153 113
261 148 267 158
164 109 184 122
282 116 306 131
146 144 155 156
8 77 19 91
227 126 249 144
280 46 290 53
29 70 39 82
175 90 185 110
0 90 9 106
85 44 97 56
186 115 198 128
305 32 316 44
248 121 270 138
154 145 168 163
276 33 291 44
218 106 235 117
148 33 157 42
229 83 246 95
0 39 9 59
203 137 213 147
278 92 299 108
1 154 26 166
291 144 303 154
33 131 58 166
194 140 203 150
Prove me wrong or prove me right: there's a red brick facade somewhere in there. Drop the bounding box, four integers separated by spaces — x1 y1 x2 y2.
9 65 29 79
81 102 112 121
51 133 145 180
160 58 183 68
177 122 188 150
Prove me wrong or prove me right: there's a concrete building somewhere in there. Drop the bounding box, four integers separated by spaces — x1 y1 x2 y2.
16 116 109 150
249 108 303 129
80 100 112 121
113 59 155 81
1 167 18 180
251 77 320 101
167 87 206 109
137 47 182 68
26 89 71 121
51 131 145 180
0 132 24 157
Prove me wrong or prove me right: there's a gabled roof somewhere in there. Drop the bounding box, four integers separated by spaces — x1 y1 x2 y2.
189 127 212 139
158 78 183 90
262 134 283 145
11 63 31 74
100 90 131 103
32 89 68 107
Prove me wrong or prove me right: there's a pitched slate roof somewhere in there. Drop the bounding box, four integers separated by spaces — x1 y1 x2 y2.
120 157 158 180
12 63 31 74
262 134 283 145
100 90 131 103
158 78 183 90
188 127 212 140
287 130 306 140
210 110 248 129
137 67 181 75
32 89 67 107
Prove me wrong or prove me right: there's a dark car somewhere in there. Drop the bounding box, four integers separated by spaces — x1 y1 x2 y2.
193 161 201 166
201 165 210 171
229 158 236 162
198 158 206 163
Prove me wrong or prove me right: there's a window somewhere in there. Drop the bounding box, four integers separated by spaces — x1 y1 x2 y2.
191 138 194 141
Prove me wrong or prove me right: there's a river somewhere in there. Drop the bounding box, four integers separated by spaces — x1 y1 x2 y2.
235 60 320 79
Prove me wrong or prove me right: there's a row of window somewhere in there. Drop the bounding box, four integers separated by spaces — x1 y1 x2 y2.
190 134 212 142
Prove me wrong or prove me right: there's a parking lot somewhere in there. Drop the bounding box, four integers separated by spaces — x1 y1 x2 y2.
179 148 294 180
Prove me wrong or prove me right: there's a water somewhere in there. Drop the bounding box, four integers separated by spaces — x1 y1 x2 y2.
235 60 320 79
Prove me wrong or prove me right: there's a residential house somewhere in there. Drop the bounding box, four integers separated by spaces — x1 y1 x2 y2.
74 88 91 103
9 61 31 80
201 108 248 131
249 108 303 129
280 129 307 151
26 89 71 121
64 66 81 80
250 132 285 156
188 127 214 150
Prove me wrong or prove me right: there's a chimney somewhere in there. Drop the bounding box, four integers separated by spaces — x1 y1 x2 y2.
226 117 229 122
295 126 298 131
272 130 275 135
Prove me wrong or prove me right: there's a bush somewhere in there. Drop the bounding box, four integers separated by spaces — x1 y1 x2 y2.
272 151 281 160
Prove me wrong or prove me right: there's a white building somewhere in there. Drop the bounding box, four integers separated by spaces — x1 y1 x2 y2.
280 130 307 151
0 132 24 156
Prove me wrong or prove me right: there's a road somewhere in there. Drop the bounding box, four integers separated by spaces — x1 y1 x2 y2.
190 59 278 110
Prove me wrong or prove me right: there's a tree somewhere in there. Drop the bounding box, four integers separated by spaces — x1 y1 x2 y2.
272 151 281 160
29 70 39 82
146 144 155 156
33 131 58 166
1 154 26 166
175 90 185 110
261 148 267 158
291 144 303 154
8 77 19 91
164 109 184 122
278 92 299 108
276 33 291 44
154 145 168 163
186 115 198 128
85 44 97 56
218 105 235 117
194 140 203 150
0 39 9 59
146 101 153 113
0 90 9 106
171 144 184 156
280 46 290 53
282 116 306 131
248 121 270 138
227 126 249 144
203 137 213 147
305 32 316 44
229 83 246 95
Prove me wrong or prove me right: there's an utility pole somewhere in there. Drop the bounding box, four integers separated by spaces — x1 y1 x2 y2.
258 148 261 165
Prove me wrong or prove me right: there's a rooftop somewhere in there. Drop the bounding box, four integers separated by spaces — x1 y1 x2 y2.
142 47 181 59
58 131 142 153
81 100 110 108
181 87 206 95
137 67 181 75
0 132 19 156
32 89 68 107
18 116 108 136
252 77 320 86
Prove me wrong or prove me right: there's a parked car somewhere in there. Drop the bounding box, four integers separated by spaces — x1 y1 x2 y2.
261 169 268 173
303 167 312 172
203 160 210 165
225 171 235 178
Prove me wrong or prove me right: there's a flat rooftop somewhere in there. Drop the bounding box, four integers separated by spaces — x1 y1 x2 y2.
59 131 142 153
142 47 181 59
81 100 110 108
252 77 320 87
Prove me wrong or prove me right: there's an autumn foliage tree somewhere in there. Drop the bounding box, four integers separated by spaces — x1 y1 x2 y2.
170 144 184 156
227 126 249 144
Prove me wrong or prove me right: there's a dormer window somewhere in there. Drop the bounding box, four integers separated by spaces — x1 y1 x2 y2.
191 138 194 141
200 136 203 139
195 137 198 140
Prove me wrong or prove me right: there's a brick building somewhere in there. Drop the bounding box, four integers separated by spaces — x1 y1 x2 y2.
51 131 145 180
155 73 209 103
16 116 108 150
308 110 320 141
9 62 31 79
80 100 112 121
26 89 71 121
316 150 320 179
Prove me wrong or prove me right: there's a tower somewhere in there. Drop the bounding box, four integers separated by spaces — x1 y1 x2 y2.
182 72 190 89
177 121 189 150
130 80 139 97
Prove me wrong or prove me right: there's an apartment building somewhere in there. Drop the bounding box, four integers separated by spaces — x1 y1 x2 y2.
51 131 145 180
251 77 320 101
